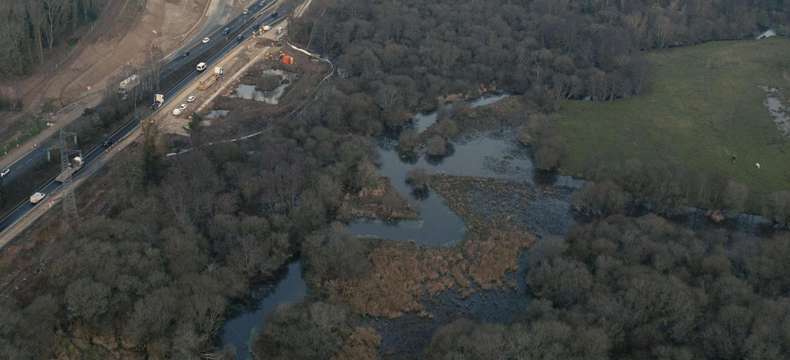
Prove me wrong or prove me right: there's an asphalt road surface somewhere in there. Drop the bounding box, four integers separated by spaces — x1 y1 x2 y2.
0 0 293 234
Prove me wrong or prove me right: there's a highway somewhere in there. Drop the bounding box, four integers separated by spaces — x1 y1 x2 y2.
0 0 293 235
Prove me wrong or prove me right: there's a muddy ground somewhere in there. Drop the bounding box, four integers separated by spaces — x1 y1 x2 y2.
195 51 329 142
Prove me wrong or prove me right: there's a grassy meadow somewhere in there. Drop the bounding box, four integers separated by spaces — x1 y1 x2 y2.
556 38 790 194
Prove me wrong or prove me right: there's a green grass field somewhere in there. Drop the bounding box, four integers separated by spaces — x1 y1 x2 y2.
556 38 790 193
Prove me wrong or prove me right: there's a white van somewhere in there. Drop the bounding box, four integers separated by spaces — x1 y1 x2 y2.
196 62 207 72
30 192 46 204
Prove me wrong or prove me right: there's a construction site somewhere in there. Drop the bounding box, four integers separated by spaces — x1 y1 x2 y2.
157 21 331 148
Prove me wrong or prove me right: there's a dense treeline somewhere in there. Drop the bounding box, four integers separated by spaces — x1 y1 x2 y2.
570 158 790 225
425 215 790 359
0 119 375 357
252 301 357 359
4 0 790 358
251 215 790 359
0 0 107 78
291 0 789 127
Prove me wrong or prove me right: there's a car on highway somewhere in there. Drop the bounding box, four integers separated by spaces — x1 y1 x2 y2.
29 192 46 205
187 95 197 103
102 139 113 149
202 37 211 44
223 27 230 36
0 168 9 178
182 51 190 58
237 34 244 42
196 62 207 71
243 9 249 15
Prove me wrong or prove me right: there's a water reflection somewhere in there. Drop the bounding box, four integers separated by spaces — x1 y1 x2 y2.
231 70 296 105
219 262 307 359
348 133 557 245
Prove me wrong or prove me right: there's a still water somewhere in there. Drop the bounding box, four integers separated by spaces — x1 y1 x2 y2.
218 261 307 359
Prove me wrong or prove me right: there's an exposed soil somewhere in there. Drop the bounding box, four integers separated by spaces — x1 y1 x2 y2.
194 51 329 141
0 0 229 168
47 0 215 105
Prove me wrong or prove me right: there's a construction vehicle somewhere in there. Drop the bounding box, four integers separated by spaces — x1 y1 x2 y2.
153 93 165 109
198 76 218 91
29 192 46 204
280 52 294 65
56 156 84 182
198 66 224 91
118 74 140 98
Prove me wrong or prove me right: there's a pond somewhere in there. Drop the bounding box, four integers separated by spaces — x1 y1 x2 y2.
218 261 307 359
348 92 584 246
215 92 775 359
231 70 297 105
348 130 581 245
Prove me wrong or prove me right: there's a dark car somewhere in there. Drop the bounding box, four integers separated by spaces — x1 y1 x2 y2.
270 11 278 18
237 34 244 42
182 51 190 58
223 27 230 36
102 139 113 149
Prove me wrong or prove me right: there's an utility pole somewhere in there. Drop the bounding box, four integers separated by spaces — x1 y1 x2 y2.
58 129 81 227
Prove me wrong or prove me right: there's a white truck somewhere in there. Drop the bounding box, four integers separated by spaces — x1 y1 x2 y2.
153 94 165 109
29 192 46 204
56 156 84 182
